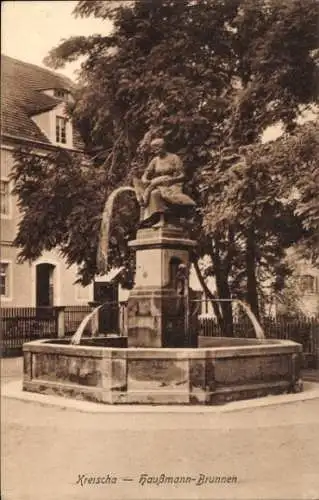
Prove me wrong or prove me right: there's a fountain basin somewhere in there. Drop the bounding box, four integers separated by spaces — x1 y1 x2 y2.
23 337 303 405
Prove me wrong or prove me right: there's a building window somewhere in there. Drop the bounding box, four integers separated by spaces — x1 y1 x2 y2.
0 262 10 297
299 275 317 294
0 180 10 216
54 89 69 99
56 116 67 144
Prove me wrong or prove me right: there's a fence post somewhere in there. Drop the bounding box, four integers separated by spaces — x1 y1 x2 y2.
55 306 66 338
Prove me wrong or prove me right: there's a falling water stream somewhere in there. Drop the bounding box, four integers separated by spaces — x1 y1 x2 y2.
96 186 137 274
234 299 265 339
201 298 265 339
71 185 137 346
70 304 103 345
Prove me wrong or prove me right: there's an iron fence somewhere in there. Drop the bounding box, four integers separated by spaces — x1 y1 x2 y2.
1 307 58 356
264 315 318 367
1 302 128 355
196 309 319 368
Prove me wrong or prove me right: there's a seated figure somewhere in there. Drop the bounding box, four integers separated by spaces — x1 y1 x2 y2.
134 138 195 226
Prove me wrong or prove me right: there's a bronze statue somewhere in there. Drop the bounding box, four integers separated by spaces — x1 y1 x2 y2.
133 138 195 226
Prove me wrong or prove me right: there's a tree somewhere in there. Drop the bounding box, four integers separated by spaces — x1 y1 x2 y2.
281 122 319 264
263 120 319 265
11 147 139 286
12 0 318 331
199 125 318 322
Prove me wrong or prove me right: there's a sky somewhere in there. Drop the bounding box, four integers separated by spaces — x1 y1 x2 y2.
1 1 111 80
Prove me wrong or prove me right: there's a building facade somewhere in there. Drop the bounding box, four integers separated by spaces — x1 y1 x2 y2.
1 55 93 307
275 249 319 317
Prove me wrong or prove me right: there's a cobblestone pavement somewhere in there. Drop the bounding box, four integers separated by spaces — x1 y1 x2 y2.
1 357 319 500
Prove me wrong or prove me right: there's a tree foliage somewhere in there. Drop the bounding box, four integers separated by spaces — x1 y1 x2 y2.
12 0 319 327
11 148 138 285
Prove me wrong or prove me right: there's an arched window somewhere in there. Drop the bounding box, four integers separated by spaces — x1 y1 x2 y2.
36 263 55 307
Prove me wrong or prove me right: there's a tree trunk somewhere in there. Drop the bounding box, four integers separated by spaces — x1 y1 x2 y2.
246 226 260 319
214 268 234 337
211 238 234 337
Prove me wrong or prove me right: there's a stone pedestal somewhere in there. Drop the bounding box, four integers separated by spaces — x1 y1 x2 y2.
127 224 197 348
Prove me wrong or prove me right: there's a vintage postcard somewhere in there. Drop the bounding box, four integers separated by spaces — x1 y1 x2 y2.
1 1 318 499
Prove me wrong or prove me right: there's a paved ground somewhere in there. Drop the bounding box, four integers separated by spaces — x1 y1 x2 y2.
1 357 319 500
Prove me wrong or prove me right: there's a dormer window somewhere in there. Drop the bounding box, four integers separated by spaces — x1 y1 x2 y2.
54 88 69 100
41 88 71 101
56 116 67 144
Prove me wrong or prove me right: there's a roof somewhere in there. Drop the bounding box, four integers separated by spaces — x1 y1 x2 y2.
95 267 125 283
1 54 83 148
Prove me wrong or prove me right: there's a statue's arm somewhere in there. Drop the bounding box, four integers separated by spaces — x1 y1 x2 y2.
172 173 185 183
149 175 173 187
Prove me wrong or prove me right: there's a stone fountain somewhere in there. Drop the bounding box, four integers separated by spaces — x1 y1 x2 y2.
23 138 303 404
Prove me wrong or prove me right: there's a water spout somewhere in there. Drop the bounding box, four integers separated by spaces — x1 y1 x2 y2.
234 299 265 339
203 298 265 339
71 185 137 346
97 186 137 274
70 304 103 345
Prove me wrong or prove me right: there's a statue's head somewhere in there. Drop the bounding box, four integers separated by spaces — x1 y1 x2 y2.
150 137 166 156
